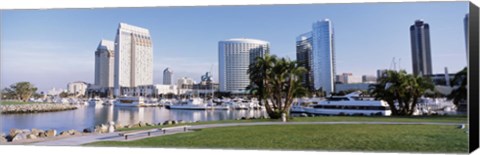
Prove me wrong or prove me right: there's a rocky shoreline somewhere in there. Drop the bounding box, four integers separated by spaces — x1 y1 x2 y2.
0 103 78 114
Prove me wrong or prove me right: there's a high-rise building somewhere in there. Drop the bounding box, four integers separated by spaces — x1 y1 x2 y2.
362 75 377 83
410 19 432 76
296 32 314 90
464 13 469 61
218 38 269 93
94 40 115 89
376 69 388 81
114 23 153 96
311 19 336 95
163 68 173 85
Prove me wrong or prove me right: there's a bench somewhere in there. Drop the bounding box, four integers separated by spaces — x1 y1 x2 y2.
119 128 158 140
160 125 191 134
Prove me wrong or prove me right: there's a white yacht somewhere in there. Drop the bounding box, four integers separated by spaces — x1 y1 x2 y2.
168 98 213 110
304 93 392 116
114 96 145 107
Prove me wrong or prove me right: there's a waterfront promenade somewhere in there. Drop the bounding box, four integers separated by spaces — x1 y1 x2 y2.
32 121 465 146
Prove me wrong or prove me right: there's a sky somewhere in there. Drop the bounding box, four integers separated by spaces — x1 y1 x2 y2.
0 1 469 92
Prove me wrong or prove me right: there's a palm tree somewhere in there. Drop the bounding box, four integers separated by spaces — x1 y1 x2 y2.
247 54 307 119
448 67 467 107
369 70 433 116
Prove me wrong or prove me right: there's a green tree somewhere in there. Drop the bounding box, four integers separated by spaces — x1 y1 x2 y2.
448 67 467 106
247 54 307 119
8 82 38 102
369 70 434 116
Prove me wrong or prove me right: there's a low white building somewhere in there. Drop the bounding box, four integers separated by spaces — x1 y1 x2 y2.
47 88 66 96
67 81 89 96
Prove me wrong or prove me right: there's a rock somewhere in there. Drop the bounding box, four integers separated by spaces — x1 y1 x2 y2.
11 133 27 142
240 117 247 120
21 129 31 134
114 124 124 130
95 124 108 133
26 134 37 139
31 128 45 136
45 129 57 137
178 120 186 124
9 128 22 137
157 123 163 126
108 122 115 133
300 113 308 117
172 120 178 125
83 128 93 133
0 136 7 143
163 120 172 125
59 131 70 136
138 121 146 127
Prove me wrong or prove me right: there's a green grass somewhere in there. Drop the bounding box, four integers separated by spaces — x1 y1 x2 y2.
116 115 467 132
85 124 468 153
0 101 35 105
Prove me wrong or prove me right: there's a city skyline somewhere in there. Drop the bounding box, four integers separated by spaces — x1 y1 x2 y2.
1 2 468 92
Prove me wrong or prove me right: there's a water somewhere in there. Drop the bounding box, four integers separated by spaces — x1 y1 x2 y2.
0 105 267 133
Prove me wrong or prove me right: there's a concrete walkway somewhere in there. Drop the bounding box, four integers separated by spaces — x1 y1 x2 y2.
32 121 464 146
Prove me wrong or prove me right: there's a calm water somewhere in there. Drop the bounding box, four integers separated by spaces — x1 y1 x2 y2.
1 105 267 134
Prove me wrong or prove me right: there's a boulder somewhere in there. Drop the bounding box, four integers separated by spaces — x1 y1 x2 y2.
83 128 93 133
66 129 79 135
240 117 247 120
59 131 70 136
300 113 308 117
178 120 186 124
172 120 178 125
0 136 7 143
114 124 124 130
45 129 57 137
26 134 37 139
157 123 163 126
145 122 153 126
138 121 146 127
9 128 22 137
21 129 31 134
163 120 172 125
31 128 45 136
11 133 27 142
94 124 108 133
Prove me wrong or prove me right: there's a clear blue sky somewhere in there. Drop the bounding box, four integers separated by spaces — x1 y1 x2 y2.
1 2 468 92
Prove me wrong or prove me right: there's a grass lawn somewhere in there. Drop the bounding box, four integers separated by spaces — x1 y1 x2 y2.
85 124 468 153
116 115 467 132
0 101 35 105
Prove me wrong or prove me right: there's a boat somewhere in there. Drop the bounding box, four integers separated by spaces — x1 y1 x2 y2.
102 99 115 106
168 98 213 110
303 92 392 116
114 96 145 107
88 98 104 106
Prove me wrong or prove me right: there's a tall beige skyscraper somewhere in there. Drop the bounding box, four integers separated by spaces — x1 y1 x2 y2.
114 23 153 96
94 39 115 89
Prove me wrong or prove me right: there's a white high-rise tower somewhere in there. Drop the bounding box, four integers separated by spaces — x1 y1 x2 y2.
218 38 269 93
94 39 115 89
114 23 153 96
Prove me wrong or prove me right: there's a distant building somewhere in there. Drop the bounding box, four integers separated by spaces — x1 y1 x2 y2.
47 88 66 96
163 68 173 85
410 19 432 76
218 38 269 94
296 32 314 90
67 81 89 96
335 83 371 93
376 69 388 81
336 73 361 84
297 19 335 94
94 40 115 95
362 75 377 83
177 77 196 95
114 23 153 96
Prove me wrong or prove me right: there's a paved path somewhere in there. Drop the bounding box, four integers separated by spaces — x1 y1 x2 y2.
32 121 464 146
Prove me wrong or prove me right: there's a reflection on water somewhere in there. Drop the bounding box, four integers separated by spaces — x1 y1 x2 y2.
0 105 267 133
